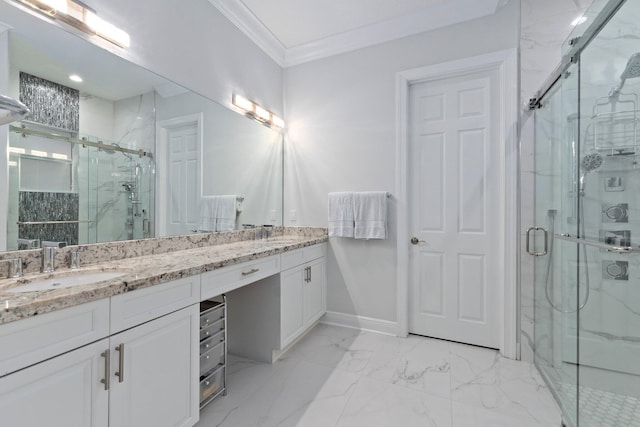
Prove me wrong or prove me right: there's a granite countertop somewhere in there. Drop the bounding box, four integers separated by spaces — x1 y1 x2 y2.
0 234 327 325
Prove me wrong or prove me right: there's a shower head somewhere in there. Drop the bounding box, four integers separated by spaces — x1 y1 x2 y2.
581 152 603 172
579 152 603 194
611 53 640 96
621 53 640 81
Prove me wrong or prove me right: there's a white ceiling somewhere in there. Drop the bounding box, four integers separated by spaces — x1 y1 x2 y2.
210 0 509 67
240 0 451 48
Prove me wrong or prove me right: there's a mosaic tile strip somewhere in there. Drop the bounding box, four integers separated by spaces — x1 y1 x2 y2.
19 72 80 131
18 191 79 246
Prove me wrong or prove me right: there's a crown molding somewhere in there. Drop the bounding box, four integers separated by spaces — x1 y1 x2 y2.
210 0 501 68
208 0 286 66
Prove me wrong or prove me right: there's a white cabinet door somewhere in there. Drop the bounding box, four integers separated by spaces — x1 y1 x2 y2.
109 305 199 427
303 258 325 326
280 267 305 348
0 339 109 427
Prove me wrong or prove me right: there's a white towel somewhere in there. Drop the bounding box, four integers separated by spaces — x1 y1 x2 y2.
328 192 354 237
353 192 387 240
198 197 217 232
215 195 237 231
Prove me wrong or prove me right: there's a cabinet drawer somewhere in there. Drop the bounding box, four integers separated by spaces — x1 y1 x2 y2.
200 318 225 341
0 299 110 377
200 341 224 376
200 304 224 329
201 255 279 300
281 243 327 270
200 330 224 354
110 276 201 334
200 365 225 402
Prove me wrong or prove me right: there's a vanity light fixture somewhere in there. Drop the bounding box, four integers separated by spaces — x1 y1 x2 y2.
270 114 285 129
232 94 253 112
232 93 285 129
69 74 83 83
17 0 131 47
571 16 587 26
254 105 271 122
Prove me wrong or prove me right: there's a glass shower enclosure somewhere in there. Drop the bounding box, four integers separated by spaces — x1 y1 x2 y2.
532 0 640 425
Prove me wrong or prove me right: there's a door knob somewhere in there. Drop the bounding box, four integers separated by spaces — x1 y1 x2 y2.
410 237 425 245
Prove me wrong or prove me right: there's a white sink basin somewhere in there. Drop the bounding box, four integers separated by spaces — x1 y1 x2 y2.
8 271 127 293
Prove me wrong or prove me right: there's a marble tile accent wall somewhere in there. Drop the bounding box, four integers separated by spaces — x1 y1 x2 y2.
18 191 79 247
0 227 327 276
19 72 79 131
519 0 591 362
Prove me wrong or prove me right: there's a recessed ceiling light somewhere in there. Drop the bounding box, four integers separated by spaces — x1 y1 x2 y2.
571 16 587 26
69 74 83 83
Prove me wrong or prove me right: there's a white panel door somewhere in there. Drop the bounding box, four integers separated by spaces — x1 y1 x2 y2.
166 124 199 236
409 67 501 348
0 339 109 427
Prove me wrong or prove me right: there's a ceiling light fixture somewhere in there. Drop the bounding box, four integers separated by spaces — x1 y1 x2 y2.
232 94 285 129
18 0 131 47
69 74 83 82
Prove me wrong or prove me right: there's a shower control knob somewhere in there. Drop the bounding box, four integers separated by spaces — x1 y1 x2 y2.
410 237 425 245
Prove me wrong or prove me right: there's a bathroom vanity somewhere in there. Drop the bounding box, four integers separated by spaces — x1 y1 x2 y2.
0 229 327 427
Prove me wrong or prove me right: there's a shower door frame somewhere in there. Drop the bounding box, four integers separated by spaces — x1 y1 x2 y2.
395 48 519 359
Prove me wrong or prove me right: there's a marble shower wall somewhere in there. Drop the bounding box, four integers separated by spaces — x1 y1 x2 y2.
570 0 640 394
519 0 592 362
83 92 155 243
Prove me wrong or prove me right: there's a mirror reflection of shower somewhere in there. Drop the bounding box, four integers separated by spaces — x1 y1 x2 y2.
102 143 151 240
7 121 155 250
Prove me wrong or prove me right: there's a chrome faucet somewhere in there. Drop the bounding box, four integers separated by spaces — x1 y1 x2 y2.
42 246 55 273
7 258 23 278
69 251 81 269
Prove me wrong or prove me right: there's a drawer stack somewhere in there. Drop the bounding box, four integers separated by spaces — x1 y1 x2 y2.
199 296 227 409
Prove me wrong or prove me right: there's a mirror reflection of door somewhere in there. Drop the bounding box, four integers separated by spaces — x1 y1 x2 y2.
165 122 199 236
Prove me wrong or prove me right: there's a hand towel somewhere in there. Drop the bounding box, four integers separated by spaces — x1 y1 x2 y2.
328 192 354 237
198 197 217 232
353 191 387 240
215 195 237 231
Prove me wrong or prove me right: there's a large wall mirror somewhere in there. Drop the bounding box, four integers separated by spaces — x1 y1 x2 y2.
0 1 283 251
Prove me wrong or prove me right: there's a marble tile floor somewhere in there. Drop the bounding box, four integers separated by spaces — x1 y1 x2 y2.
197 324 561 427
560 383 640 427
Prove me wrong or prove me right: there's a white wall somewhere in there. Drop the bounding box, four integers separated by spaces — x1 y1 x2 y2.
284 2 520 324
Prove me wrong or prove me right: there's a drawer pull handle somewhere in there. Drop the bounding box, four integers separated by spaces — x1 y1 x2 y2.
205 343 210 349
101 349 110 391
115 343 125 383
204 318 209 323
205 355 210 360
242 268 260 276
205 381 211 386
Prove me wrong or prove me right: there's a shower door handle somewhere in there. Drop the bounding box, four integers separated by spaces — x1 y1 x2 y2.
526 227 548 256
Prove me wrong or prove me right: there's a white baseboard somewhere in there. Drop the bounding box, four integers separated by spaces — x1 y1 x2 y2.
321 311 398 336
